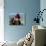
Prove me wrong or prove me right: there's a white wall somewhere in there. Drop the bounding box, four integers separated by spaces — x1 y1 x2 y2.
0 0 4 42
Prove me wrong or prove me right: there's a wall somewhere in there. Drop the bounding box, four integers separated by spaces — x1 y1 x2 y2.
0 0 4 42
40 0 46 26
4 0 40 42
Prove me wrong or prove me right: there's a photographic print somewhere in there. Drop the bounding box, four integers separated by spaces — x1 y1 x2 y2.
9 13 25 26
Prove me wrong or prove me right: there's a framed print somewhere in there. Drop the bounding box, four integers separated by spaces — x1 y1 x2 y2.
9 13 25 26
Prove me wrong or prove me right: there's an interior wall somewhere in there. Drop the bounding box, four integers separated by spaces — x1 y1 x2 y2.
40 0 46 26
4 0 40 42
0 0 4 42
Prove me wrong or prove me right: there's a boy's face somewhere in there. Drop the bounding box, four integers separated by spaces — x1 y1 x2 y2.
14 17 19 21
